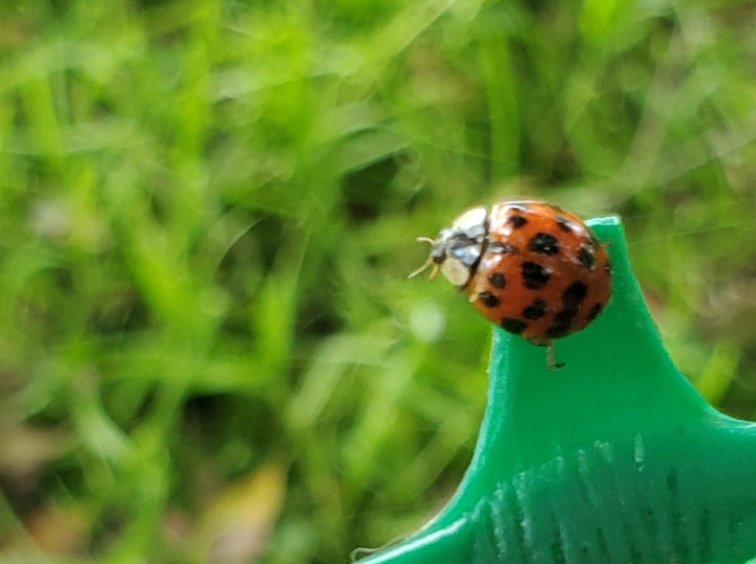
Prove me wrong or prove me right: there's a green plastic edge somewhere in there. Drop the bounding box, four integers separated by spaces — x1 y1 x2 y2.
358 216 756 564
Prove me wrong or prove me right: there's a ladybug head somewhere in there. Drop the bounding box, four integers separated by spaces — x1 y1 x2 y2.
409 206 488 288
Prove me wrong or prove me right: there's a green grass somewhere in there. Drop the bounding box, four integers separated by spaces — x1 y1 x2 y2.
0 0 754 562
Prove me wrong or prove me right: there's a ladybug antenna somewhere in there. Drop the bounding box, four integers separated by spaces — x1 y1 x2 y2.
408 258 433 279
408 237 440 280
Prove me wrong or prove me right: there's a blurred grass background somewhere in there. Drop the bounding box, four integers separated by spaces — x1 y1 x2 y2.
0 0 754 562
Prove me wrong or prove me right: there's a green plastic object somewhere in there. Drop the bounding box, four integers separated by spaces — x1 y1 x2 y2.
359 217 756 563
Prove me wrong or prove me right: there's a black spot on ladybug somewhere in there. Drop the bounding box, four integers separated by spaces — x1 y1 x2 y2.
562 282 588 309
547 306 578 338
555 216 574 233
546 321 572 339
522 298 548 320
488 272 507 289
578 245 596 270
587 303 604 321
478 291 501 308
508 215 528 229
488 242 516 254
521 261 550 290
554 307 578 325
529 232 561 255
501 317 527 334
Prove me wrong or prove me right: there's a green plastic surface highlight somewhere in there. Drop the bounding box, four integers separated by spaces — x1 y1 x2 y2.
359 217 756 563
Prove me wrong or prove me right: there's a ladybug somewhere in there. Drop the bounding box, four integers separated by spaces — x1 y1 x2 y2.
410 200 612 369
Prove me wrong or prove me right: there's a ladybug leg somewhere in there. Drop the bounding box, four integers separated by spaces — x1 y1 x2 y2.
547 342 566 371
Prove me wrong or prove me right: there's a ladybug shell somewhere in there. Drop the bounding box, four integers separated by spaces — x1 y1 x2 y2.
468 201 611 344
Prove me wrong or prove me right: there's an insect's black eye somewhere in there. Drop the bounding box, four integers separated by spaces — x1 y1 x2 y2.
430 243 447 264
